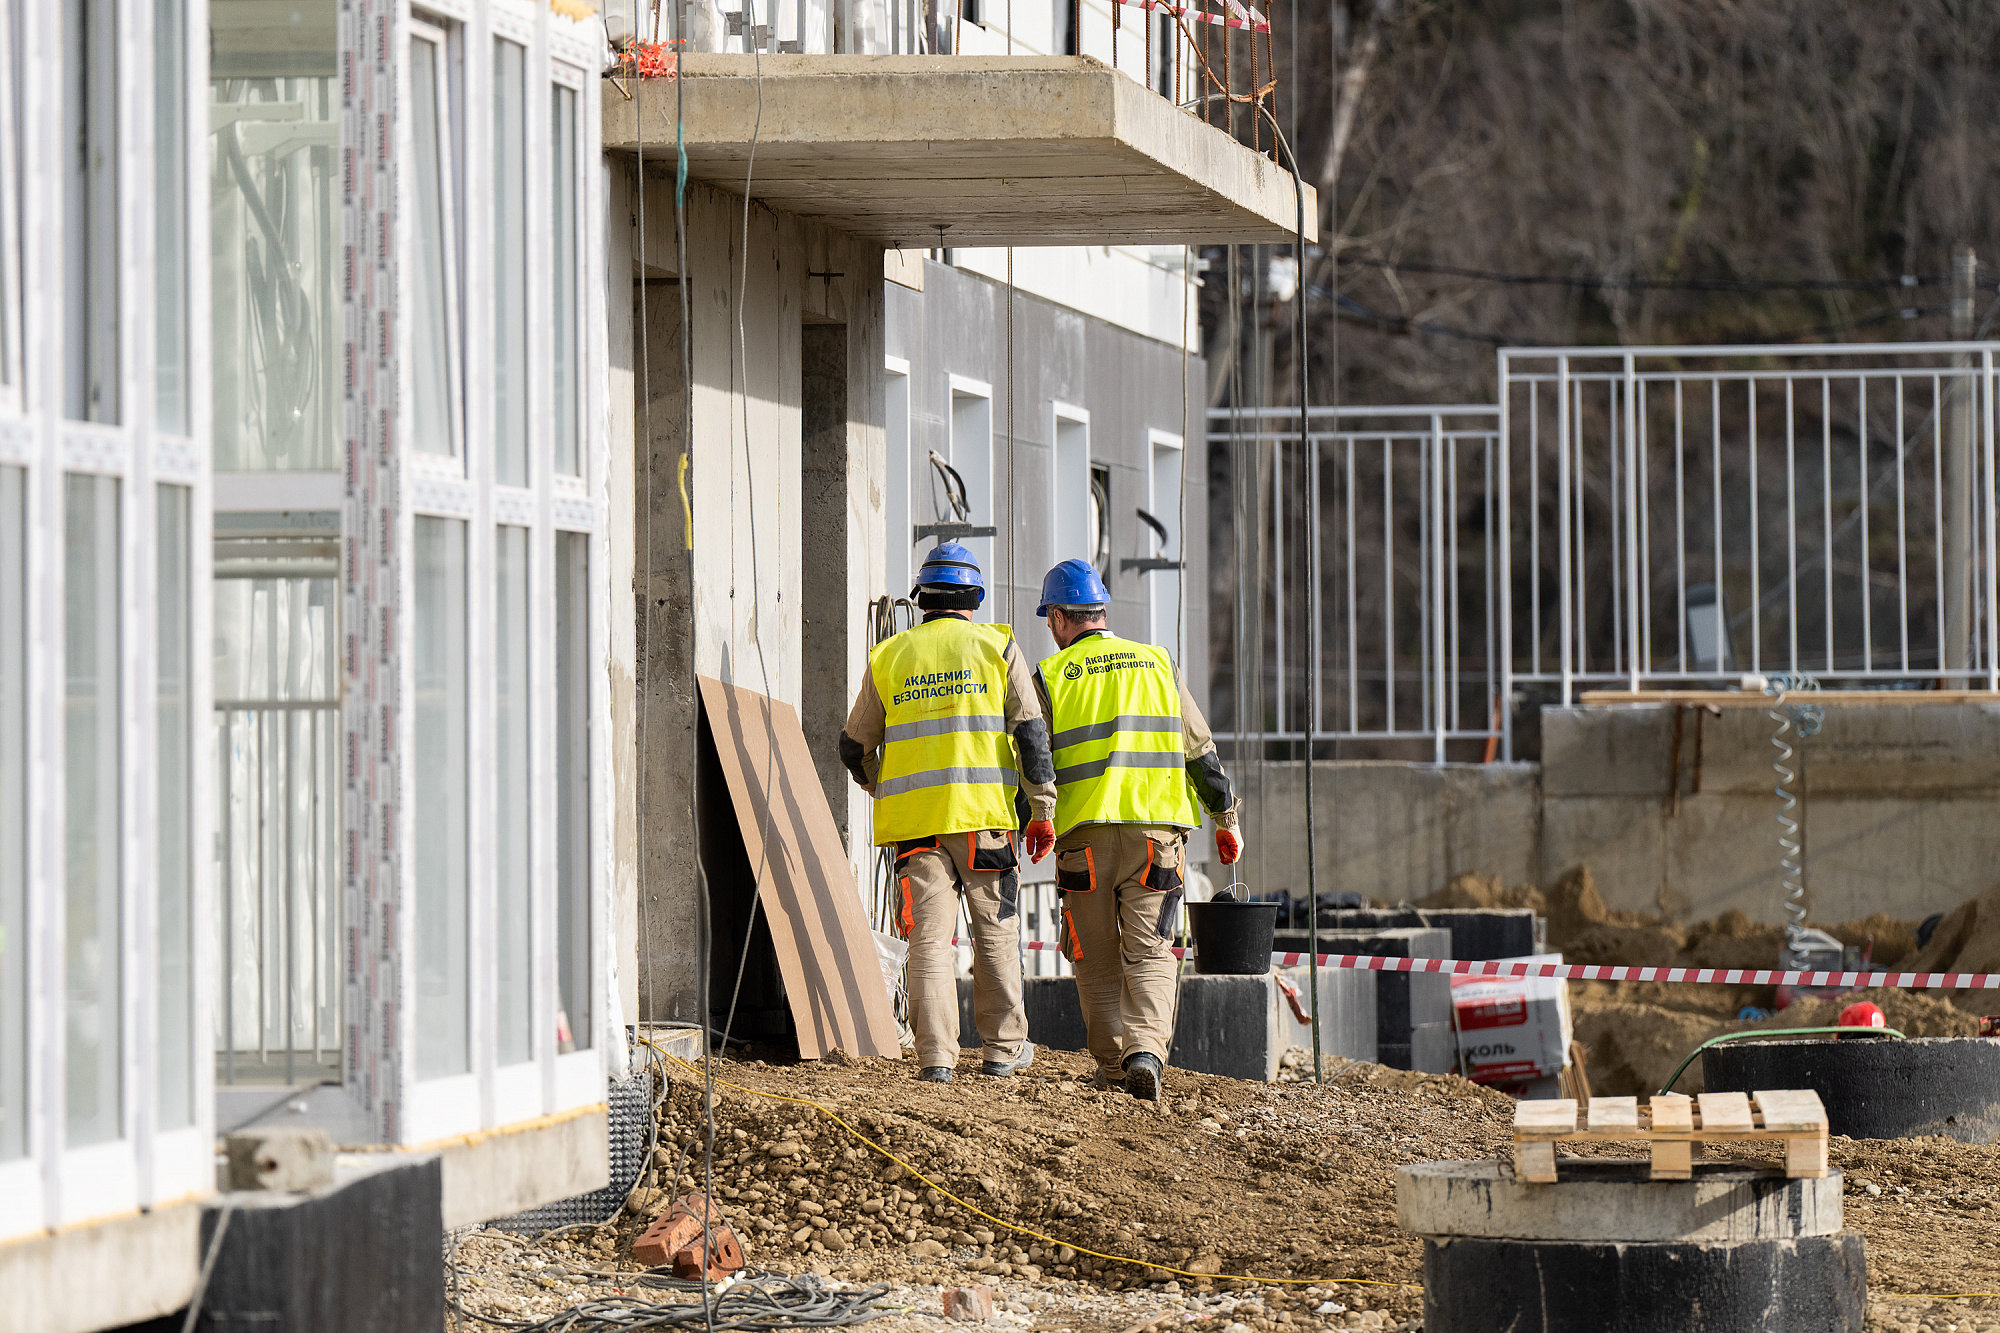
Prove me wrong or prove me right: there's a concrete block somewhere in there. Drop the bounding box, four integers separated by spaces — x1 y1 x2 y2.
1300 928 1450 1070
225 1127 336 1192
943 1285 996 1320
1397 1159 1844 1242
1540 706 1672 798
960 965 1375 1079
187 1153 443 1333
1296 908 1542 961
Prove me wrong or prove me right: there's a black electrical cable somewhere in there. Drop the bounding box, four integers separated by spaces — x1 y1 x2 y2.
444 1272 893 1332
1341 255 1949 294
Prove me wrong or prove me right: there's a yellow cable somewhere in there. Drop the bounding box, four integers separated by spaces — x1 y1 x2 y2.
1880 1292 2000 1300
658 1052 1414 1292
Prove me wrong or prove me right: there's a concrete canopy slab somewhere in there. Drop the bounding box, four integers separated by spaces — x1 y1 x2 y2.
604 56 1315 247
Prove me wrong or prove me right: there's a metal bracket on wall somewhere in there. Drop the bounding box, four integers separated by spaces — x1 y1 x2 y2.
1120 557 1183 574
723 11 772 45
914 523 997 543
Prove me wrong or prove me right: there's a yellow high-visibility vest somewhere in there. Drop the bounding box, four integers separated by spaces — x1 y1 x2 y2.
1037 632 1199 836
868 618 1019 844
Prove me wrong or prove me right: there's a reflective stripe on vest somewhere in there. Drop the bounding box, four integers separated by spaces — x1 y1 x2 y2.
1036 634 1200 836
868 618 1019 845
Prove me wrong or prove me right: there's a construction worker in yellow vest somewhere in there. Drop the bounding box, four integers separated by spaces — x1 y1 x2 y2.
838 543 1058 1084
1033 559 1243 1102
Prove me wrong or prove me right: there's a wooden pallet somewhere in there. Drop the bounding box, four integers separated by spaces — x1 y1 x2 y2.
1512 1090 1829 1183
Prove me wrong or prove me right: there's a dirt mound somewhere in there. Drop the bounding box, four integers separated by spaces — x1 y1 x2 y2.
1826 913 1920 967
1909 883 2000 976
621 1046 1516 1318
1563 921 1689 967
1415 871 1543 913
1571 1001 1724 1097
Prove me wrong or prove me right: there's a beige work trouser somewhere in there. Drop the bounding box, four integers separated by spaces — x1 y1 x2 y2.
1054 824 1187 1077
896 830 1027 1071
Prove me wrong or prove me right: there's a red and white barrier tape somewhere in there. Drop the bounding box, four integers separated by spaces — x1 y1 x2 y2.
947 938 2000 990
1118 0 1271 34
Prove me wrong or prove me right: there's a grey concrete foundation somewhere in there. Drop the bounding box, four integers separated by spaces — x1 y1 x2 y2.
1421 1233 1866 1333
959 964 1376 1079
1705 1036 2000 1144
1401 1158 1865 1333
1305 927 1453 1072
1398 1159 1844 1243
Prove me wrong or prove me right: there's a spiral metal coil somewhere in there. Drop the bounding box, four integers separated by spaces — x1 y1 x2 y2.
1765 674 1824 967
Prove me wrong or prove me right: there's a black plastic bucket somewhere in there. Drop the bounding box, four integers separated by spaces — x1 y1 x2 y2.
1185 901 1281 975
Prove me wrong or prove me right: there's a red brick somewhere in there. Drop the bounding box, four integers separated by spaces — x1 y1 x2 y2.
942 1286 996 1321
632 1192 726 1268
669 1222 745 1281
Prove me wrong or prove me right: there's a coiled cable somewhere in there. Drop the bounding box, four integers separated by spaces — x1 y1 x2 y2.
1765 674 1824 967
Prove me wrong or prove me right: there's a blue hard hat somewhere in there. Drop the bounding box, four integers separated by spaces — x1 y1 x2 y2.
1037 559 1111 617
913 542 985 604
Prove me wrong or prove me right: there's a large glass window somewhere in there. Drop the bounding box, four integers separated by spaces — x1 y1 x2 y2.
0 11 20 401
551 83 580 477
554 531 590 1052
154 0 188 434
414 516 468 1077
64 474 121 1145
410 27 462 459
212 512 340 1086
155 487 193 1126
495 526 530 1065
64 0 120 422
492 41 528 486
1 467 25 1158
209 0 338 469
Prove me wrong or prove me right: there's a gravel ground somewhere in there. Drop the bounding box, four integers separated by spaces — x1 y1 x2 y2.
445 1045 2000 1332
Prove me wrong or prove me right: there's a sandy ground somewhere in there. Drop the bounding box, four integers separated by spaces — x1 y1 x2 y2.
446 1044 2000 1333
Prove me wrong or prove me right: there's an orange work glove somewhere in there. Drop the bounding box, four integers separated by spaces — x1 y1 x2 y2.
1215 827 1243 865
1024 820 1055 863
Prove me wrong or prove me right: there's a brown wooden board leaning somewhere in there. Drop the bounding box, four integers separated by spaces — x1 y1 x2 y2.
1511 1089 1830 1183
697 675 901 1059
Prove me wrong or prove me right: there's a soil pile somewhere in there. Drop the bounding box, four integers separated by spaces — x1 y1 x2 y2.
624 1047 1519 1319
445 1045 2000 1333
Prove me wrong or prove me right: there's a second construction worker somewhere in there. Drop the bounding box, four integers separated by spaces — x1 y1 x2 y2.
838 542 1058 1084
1034 558 1244 1102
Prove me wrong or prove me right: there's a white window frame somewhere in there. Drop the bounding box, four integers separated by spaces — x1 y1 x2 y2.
884 356 911 597
945 373 993 618
1049 401 1090 572
373 0 610 1152
408 17 467 474
0 8 21 415
1147 428 1185 659
0 0 212 1246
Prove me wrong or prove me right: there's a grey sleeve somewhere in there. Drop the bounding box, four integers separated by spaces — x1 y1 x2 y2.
1186 750 1236 818
1014 717 1054 786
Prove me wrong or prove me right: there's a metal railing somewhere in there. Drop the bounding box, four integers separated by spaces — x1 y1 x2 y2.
216 701 342 1086
1208 343 2000 762
1499 345 2000 727
652 0 1282 158
1208 404 1506 762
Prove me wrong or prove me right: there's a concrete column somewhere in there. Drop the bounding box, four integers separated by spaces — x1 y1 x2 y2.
802 321 853 842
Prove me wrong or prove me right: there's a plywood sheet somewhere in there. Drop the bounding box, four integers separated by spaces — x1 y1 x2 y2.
698 676 901 1059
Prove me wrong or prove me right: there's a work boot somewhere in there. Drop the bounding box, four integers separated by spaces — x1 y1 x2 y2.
1122 1052 1164 1102
916 1066 954 1084
1090 1066 1126 1092
981 1041 1035 1078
